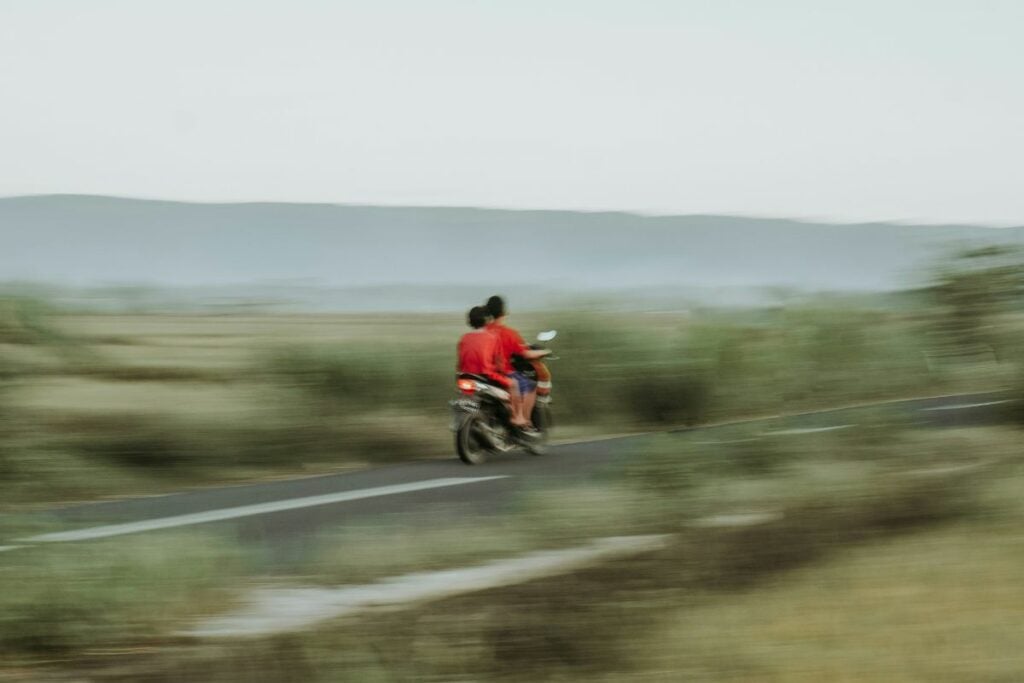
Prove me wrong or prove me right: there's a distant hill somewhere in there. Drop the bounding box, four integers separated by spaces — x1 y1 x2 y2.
3 194 1022 309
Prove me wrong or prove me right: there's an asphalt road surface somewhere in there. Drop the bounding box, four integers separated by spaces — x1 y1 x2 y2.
5 391 1014 564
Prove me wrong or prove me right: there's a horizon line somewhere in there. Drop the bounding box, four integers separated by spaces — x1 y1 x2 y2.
2 192 1022 230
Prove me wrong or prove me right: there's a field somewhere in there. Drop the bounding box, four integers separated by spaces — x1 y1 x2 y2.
3 297 1019 508
2 294 1023 680
3 311 470 506
4 424 1020 681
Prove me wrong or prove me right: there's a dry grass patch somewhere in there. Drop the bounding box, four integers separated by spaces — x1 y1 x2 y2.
0 533 248 666
15 377 267 420
642 515 1024 682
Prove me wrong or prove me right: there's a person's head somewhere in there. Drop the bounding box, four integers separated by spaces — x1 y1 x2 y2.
467 305 489 329
485 295 506 320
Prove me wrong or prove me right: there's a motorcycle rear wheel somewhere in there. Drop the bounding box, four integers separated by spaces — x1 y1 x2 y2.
456 416 491 465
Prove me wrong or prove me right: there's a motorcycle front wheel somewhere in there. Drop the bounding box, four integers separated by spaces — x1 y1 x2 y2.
525 404 552 456
456 416 491 465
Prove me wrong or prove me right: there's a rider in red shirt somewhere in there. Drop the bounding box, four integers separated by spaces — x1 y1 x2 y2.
457 306 509 389
485 295 550 429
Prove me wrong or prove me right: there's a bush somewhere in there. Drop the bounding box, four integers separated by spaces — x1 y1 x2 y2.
0 534 244 658
928 245 1024 358
55 410 442 473
542 313 713 426
625 371 711 425
258 305 945 433
0 297 58 345
263 344 452 415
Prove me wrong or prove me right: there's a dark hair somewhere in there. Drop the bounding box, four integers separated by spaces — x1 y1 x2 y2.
467 305 489 329
485 295 506 319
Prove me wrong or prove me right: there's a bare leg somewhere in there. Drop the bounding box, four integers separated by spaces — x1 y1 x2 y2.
506 379 526 426
522 390 537 427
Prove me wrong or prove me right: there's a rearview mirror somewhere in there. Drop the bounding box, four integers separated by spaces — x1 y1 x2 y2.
536 330 557 342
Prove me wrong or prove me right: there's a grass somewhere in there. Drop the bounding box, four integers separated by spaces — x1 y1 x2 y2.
623 464 1024 682
44 424 1012 682
324 428 1013 682
0 421 1017 680
643 524 1024 681
1 300 1018 510
1 296 1022 678
0 532 247 665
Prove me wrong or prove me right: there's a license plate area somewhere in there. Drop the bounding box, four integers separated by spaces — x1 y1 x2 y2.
452 398 479 411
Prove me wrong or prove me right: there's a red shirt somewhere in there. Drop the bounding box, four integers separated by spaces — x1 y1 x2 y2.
457 329 508 387
486 321 528 375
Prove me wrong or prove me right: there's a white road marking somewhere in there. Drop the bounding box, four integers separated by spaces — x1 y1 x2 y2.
689 512 783 528
19 477 508 544
903 461 990 477
0 545 22 553
761 424 855 436
693 438 762 445
184 534 671 638
919 400 1014 412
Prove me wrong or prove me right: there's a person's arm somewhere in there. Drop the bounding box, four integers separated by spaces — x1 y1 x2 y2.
510 328 550 360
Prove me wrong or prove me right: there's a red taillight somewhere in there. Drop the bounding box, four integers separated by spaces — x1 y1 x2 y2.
456 378 477 395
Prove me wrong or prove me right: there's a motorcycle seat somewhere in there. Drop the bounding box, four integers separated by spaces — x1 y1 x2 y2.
458 373 504 387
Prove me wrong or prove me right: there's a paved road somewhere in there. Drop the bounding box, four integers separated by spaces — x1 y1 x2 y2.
4 391 1014 561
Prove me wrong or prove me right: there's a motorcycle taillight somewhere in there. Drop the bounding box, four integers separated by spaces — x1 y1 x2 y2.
456 378 477 395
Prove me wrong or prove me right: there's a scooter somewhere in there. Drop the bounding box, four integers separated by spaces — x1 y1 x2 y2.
449 330 557 465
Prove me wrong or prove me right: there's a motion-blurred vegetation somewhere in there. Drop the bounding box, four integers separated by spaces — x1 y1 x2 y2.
928 245 1024 361
23 424 1013 681
1 248 1022 677
0 532 245 662
0 247 1022 507
1 272 1022 677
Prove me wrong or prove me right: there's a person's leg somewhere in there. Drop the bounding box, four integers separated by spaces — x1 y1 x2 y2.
505 376 526 426
511 372 537 428
522 389 537 427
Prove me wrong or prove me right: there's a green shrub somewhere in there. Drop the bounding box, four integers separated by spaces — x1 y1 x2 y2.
0 297 58 345
55 410 441 473
258 305 946 432
263 344 452 414
0 534 244 658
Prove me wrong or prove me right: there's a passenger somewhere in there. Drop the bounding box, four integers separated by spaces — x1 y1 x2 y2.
456 305 509 391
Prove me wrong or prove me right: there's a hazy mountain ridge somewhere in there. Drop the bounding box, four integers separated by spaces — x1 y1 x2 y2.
4 195 1022 298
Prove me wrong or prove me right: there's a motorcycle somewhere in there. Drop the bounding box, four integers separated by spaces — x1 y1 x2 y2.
449 330 557 465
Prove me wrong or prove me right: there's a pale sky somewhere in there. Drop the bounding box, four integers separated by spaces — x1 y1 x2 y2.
2 0 1022 225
